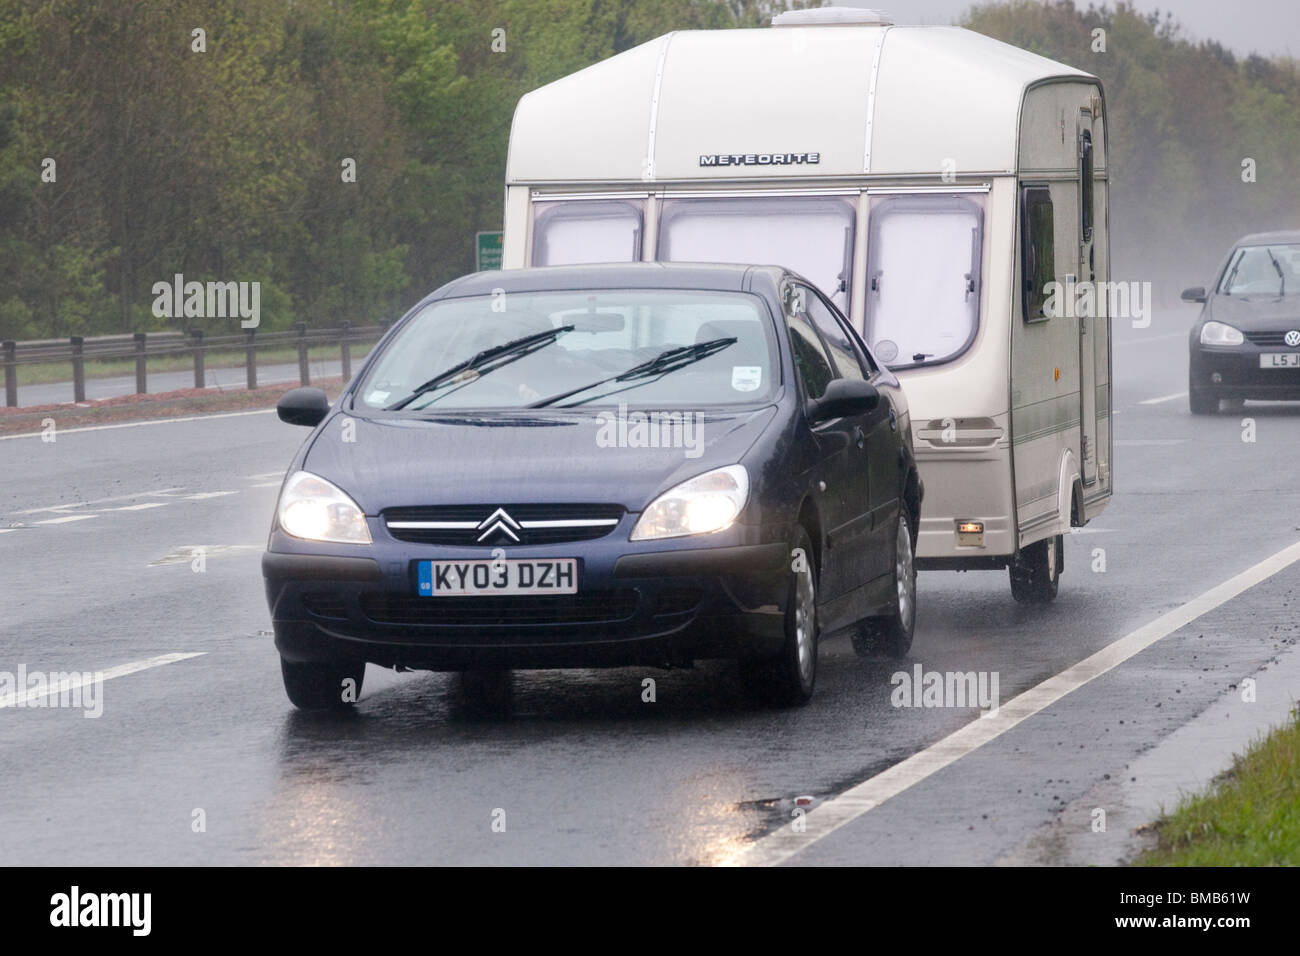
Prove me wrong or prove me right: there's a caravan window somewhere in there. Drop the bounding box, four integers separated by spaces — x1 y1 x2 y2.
1020 187 1055 322
657 197 856 313
532 200 643 266
863 195 983 369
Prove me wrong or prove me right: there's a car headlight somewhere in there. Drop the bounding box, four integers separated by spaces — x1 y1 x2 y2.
276 471 371 544
630 465 749 541
1200 321 1244 346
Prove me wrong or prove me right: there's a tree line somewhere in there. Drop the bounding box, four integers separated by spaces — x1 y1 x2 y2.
1 0 1296 340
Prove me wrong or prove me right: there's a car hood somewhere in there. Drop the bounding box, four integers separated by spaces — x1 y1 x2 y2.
1206 294 1300 330
302 405 780 513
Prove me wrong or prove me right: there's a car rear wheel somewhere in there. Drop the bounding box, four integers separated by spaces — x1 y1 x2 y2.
281 658 365 711
851 510 916 659
742 526 818 706
1009 533 1061 603
1189 375 1218 415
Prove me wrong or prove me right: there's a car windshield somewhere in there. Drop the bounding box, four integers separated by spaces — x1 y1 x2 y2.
354 289 778 411
1219 243 1300 296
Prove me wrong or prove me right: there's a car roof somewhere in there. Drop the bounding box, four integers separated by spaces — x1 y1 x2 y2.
1235 229 1300 246
435 262 790 299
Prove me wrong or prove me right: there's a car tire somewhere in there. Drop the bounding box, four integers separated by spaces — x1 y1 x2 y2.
1008 533 1061 603
281 657 365 711
742 525 818 707
1189 376 1218 415
851 510 917 659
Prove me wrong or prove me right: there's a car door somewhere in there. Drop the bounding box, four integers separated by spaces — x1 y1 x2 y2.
785 282 872 602
801 285 898 585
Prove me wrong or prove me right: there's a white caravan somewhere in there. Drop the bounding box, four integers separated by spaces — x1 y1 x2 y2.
502 7 1112 601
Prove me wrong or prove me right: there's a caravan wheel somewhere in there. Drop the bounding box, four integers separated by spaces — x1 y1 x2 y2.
1009 534 1061 603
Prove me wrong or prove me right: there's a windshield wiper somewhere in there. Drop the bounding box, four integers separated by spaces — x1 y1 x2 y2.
526 337 737 409
385 325 573 410
1266 247 1287 295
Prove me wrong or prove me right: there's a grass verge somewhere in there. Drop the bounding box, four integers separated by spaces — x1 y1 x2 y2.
1133 706 1300 866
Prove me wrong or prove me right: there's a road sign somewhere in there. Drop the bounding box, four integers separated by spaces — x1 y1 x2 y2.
476 231 503 271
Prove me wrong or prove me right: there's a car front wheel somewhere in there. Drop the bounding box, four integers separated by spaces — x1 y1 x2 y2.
742 526 818 706
1189 373 1218 415
851 510 916 659
281 658 365 711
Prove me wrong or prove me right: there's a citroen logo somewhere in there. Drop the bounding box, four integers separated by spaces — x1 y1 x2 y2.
1285 330 1300 348
476 507 521 543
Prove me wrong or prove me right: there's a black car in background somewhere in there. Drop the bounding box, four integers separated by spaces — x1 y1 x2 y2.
1184 230 1300 414
264 263 921 710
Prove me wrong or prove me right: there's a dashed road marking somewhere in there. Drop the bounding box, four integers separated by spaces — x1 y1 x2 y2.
1138 391 1188 405
721 537 1300 867
182 492 238 500
0 652 207 709
10 488 185 515
32 515 98 525
101 502 170 512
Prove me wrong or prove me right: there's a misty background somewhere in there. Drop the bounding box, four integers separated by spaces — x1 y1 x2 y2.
0 0 1297 338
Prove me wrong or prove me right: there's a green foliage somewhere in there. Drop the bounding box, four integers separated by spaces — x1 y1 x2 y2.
1 0 1296 336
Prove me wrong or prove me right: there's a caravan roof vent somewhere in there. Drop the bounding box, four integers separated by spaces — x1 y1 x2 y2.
772 7 894 27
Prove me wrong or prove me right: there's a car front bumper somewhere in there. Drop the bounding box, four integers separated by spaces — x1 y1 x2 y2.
1191 344 1300 399
263 531 793 671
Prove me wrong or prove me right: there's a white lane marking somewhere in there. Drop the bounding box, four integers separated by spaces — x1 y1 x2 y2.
0 408 275 441
148 544 263 566
250 482 282 488
1138 391 1188 405
0 652 207 709
1068 527 1115 535
183 491 237 500
1114 331 1189 346
32 515 97 525
10 487 185 515
101 502 169 512
722 538 1300 867
246 471 286 480
0 528 17 534
1114 438 1189 446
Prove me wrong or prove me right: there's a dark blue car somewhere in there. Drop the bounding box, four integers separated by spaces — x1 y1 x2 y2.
264 263 921 709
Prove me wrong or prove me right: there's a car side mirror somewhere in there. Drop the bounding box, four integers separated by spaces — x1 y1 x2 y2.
1181 286 1207 303
807 378 880 423
277 387 330 426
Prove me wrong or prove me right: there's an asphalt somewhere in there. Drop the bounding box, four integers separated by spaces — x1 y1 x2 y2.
0 310 1297 865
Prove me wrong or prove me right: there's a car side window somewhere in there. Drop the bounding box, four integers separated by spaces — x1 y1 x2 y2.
802 285 873 381
784 285 837 401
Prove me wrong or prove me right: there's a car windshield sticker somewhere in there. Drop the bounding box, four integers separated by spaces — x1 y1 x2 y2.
732 366 762 391
366 389 390 404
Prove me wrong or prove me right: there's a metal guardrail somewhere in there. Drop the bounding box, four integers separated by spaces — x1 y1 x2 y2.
1 323 389 407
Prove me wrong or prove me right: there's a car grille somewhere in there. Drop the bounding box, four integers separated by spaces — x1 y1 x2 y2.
1243 330 1300 348
383 503 625 546
359 589 640 626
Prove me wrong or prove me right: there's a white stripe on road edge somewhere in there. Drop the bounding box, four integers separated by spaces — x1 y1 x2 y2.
183 491 237 500
0 652 207 709
1138 391 1188 405
0 408 274 441
32 515 97 525
720 538 1300 867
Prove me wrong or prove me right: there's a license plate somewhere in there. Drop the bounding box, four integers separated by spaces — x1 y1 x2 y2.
1260 352 1300 368
417 559 578 596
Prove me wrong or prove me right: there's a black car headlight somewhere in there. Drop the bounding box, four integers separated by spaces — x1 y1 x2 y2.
276 471 372 544
630 465 749 541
